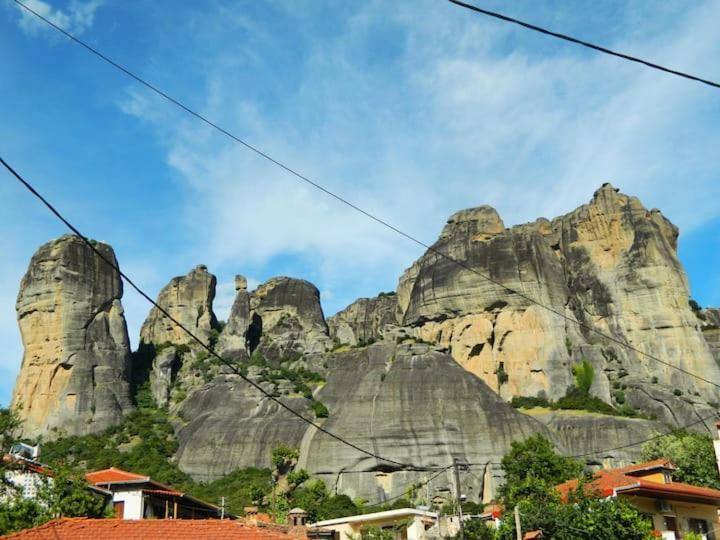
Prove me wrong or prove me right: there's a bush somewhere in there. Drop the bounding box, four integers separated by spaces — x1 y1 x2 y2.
554 387 617 415
271 445 299 469
511 396 551 409
572 360 594 395
674 389 683 396
311 401 329 418
613 390 626 404
495 363 509 386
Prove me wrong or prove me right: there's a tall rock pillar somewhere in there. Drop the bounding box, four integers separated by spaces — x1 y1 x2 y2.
11 235 134 438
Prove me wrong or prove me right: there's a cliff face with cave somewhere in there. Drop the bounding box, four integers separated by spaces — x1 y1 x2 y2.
11 185 720 501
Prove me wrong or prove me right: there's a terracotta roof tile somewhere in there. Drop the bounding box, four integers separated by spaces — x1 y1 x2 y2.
85 467 147 484
0 518 298 540
556 459 720 504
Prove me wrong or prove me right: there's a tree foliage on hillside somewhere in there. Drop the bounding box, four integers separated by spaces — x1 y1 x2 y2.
641 430 720 489
496 435 653 539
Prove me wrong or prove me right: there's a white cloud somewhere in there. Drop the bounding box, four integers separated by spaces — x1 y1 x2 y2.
16 0 102 36
116 0 720 315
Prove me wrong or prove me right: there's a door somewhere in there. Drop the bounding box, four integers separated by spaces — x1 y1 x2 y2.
113 501 125 519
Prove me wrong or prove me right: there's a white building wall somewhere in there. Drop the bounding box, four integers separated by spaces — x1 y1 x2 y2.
112 489 144 519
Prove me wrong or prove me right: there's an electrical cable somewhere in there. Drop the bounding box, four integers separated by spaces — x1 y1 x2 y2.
362 464 454 509
447 0 720 90
12 0 720 394
8 1 720 471
0 155 442 473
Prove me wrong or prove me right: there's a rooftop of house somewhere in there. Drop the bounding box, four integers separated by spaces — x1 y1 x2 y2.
84 467 148 485
556 459 720 505
0 518 298 540
308 508 438 529
84 467 225 516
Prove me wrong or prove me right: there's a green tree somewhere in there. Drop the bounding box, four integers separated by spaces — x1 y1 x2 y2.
572 360 594 395
495 479 653 540
0 497 47 535
462 518 494 540
641 430 720 489
37 468 107 519
500 435 583 493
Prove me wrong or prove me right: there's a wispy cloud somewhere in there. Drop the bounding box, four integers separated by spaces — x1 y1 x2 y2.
117 0 720 317
15 0 102 36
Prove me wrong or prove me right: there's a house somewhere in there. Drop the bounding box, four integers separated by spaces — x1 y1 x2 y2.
556 458 720 539
84 467 225 519
0 517 298 540
308 508 439 540
2 451 110 504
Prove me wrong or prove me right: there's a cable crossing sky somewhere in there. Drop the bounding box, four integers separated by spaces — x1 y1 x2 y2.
11 0 720 396
447 0 720 90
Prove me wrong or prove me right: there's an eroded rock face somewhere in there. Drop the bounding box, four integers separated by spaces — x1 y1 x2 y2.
701 309 720 365
215 275 251 360
396 184 720 424
174 340 554 501
327 294 398 346
220 276 332 362
139 265 217 349
11 235 133 437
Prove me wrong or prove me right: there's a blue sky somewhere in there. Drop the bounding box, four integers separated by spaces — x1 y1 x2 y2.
1 0 719 406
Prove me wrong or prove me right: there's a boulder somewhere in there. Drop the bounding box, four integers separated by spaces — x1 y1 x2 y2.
11 235 133 437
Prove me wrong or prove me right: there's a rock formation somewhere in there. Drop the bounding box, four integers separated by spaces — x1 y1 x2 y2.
215 275 251 360
139 265 217 349
11 235 133 437
328 293 398 346
219 276 332 362
700 308 720 365
397 184 720 427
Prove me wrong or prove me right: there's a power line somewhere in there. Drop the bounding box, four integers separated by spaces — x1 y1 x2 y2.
12 0 720 397
362 465 454 509
447 0 720 90
0 156 443 473
569 412 719 459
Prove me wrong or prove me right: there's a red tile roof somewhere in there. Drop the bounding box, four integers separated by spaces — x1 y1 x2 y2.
0 519 297 540
556 460 720 505
613 458 675 475
85 467 147 485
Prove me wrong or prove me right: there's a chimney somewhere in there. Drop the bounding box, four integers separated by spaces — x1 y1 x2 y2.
288 508 308 527
713 422 720 478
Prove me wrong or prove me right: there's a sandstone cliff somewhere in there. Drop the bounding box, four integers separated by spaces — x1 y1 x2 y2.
139 264 217 349
396 184 720 427
11 235 133 437
700 308 720 365
139 265 219 408
327 293 398 346
219 276 332 362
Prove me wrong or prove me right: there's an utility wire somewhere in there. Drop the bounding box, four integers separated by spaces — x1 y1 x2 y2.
0 156 442 473
363 464 454 509
12 0 720 395
447 0 720 90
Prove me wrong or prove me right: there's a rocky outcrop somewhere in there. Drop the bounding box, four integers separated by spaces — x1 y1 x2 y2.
175 340 554 500
215 275 251 360
139 265 217 349
700 308 720 365
220 276 332 363
174 373 313 481
327 293 398 346
396 184 720 425
11 235 133 437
